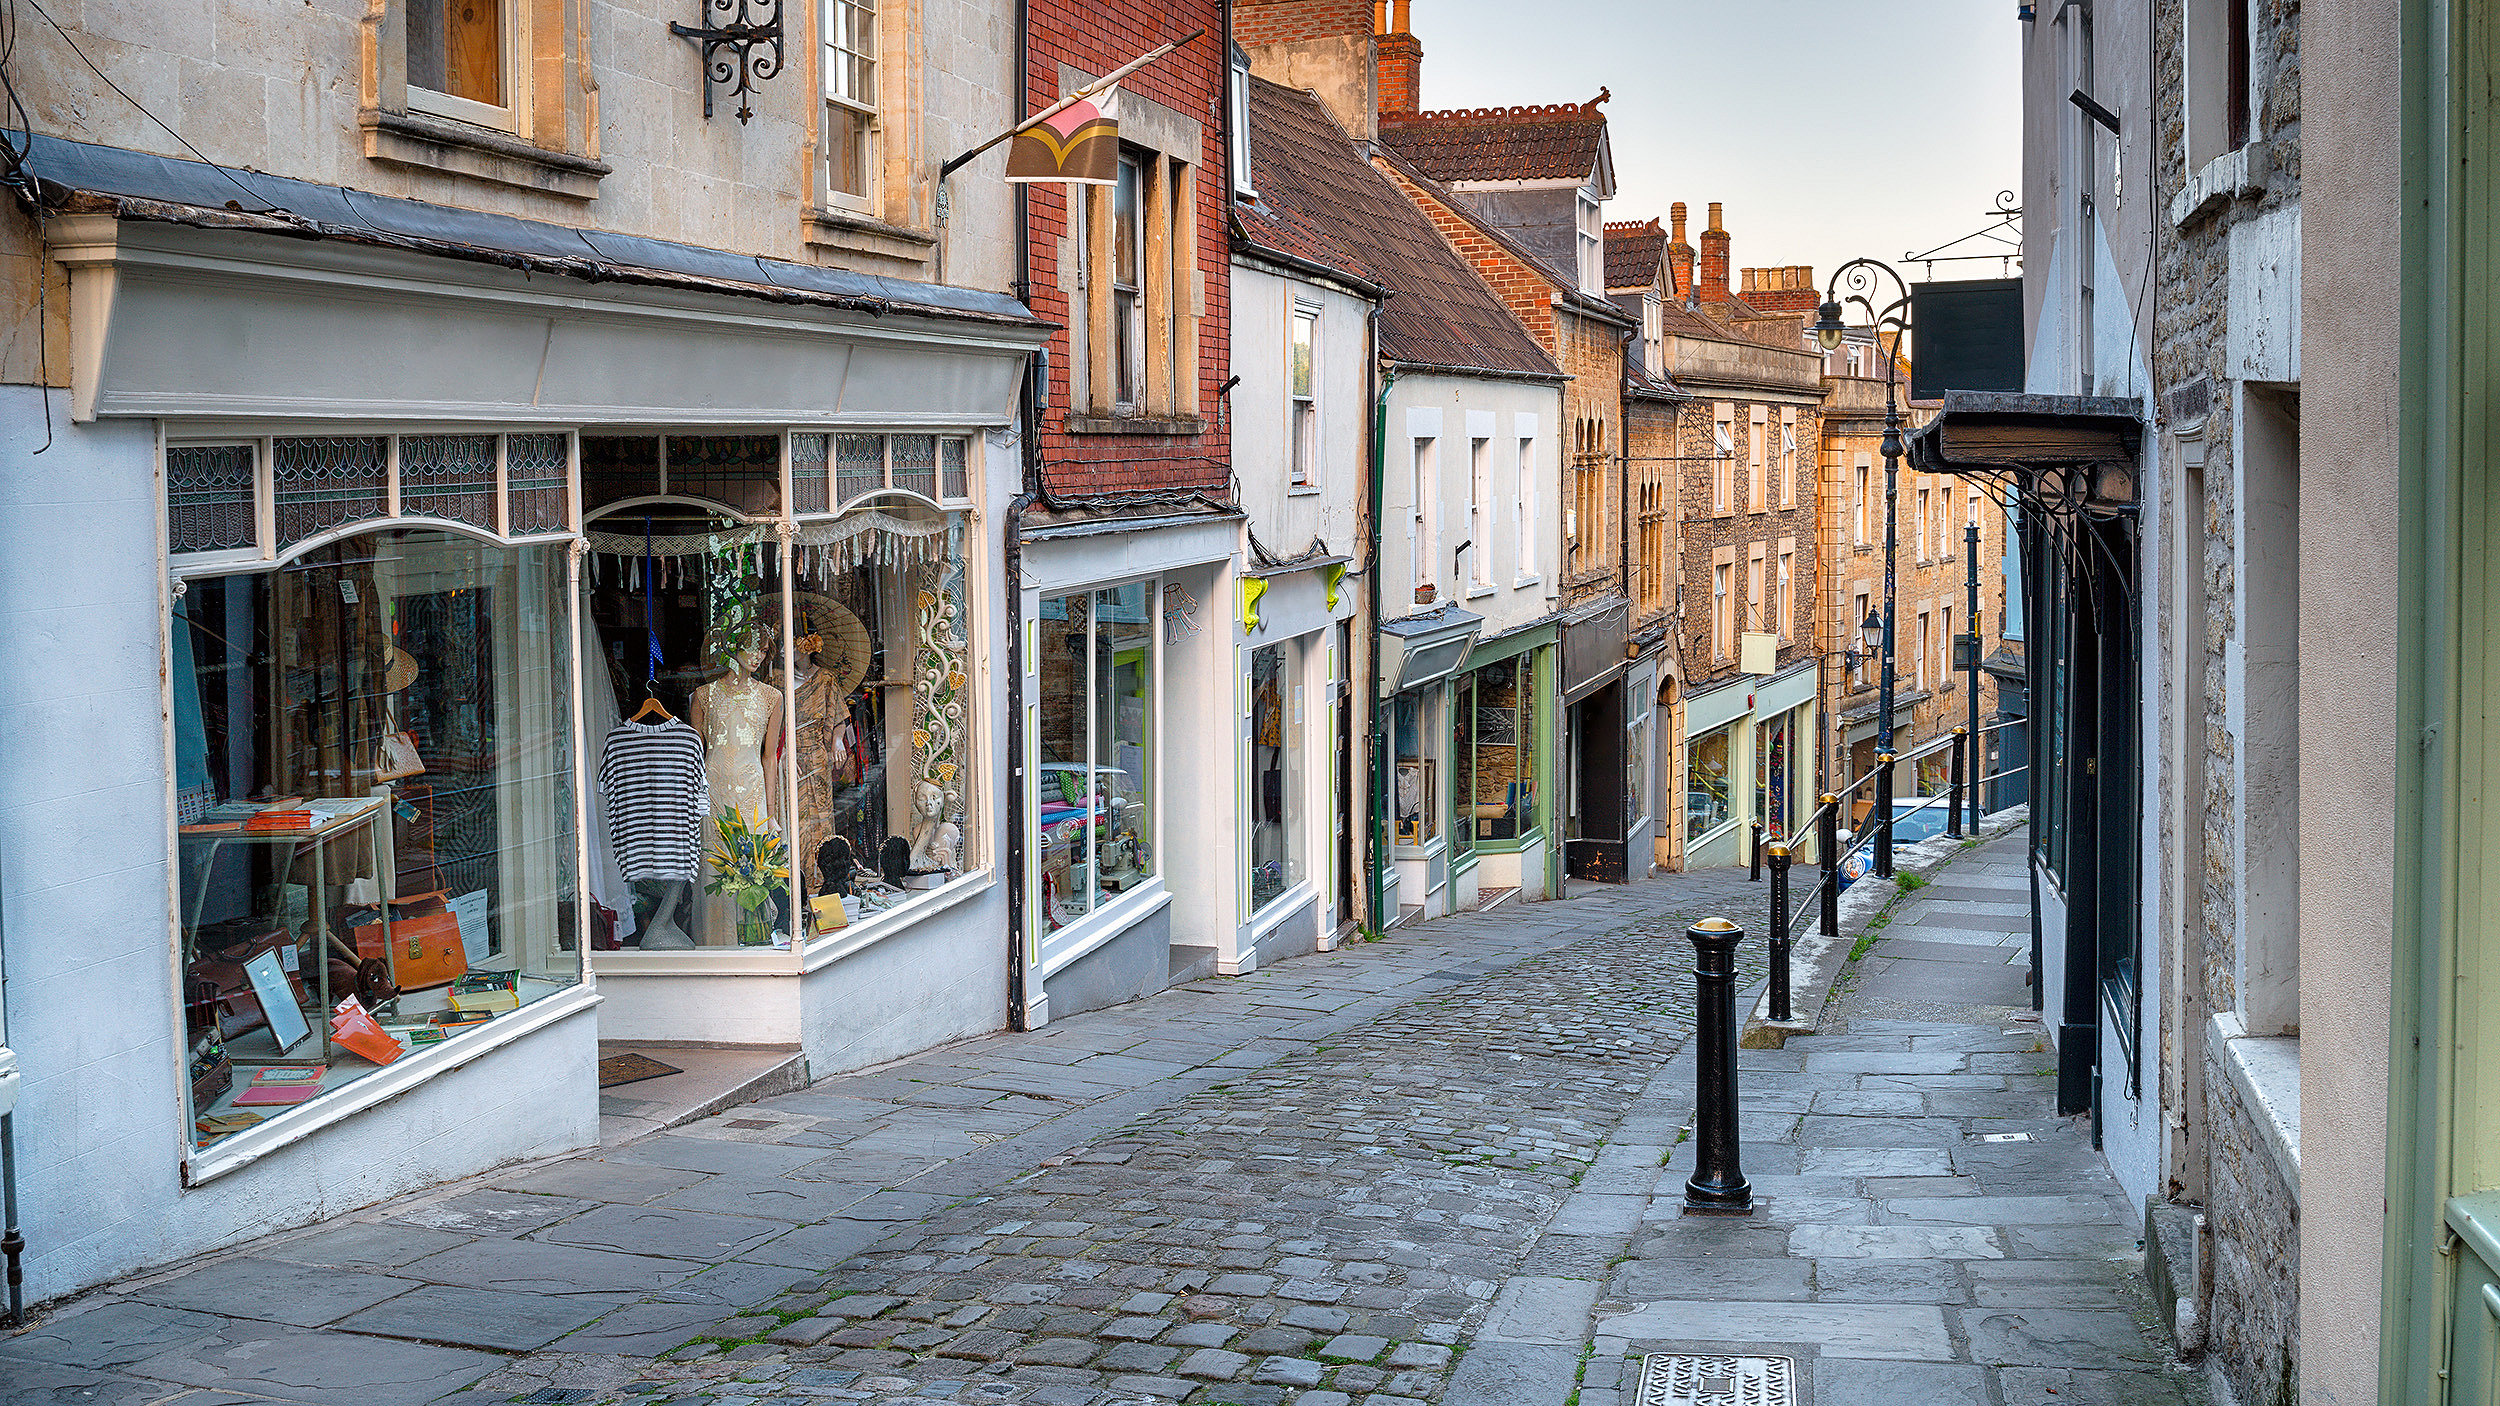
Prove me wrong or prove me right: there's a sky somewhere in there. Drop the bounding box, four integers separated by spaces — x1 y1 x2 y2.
1409 0 2024 299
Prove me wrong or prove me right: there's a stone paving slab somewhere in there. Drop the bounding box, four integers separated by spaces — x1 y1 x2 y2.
1584 832 2208 1406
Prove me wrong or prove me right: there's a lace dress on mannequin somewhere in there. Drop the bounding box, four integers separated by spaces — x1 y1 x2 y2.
689 642 782 944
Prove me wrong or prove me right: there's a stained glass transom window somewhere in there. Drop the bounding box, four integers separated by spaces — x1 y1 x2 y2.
166 444 257 554
506 433 571 535
273 436 389 548
400 434 499 530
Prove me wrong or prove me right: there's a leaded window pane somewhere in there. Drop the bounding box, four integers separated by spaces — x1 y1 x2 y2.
835 433 884 504
401 433 500 530
941 437 969 502
273 436 389 547
506 432 572 534
167 444 257 554
791 433 831 514
890 434 938 500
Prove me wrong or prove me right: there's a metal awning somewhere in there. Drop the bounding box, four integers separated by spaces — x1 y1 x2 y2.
1380 606 1485 698
1904 391 2145 512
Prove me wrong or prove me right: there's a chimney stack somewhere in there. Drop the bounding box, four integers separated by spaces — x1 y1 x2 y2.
1699 202 1731 302
1376 0 1421 118
1668 202 1695 301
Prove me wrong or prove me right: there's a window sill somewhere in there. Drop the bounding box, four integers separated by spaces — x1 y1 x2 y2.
2171 141 2271 229
806 869 994 971
1286 485 1323 497
184 981 598 1185
360 108 610 199
1465 583 1499 601
1513 574 1543 590
1038 879 1173 979
2212 1011 2300 1197
805 208 938 271
1064 414 1209 436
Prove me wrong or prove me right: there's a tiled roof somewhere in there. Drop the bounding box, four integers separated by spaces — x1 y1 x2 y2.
1371 144 1637 329
1605 218 1666 292
1233 78 1561 381
1625 363 1684 401
1376 92 1611 185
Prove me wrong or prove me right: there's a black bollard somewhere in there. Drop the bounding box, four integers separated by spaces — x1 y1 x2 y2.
1768 843 1792 1022
1947 726 1967 841
1817 792 1842 938
1683 917 1754 1215
1749 822 1763 882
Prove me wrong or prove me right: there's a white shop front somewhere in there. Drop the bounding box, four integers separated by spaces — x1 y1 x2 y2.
1 140 1041 1302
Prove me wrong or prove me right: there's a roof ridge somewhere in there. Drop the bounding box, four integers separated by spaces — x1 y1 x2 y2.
1606 217 1665 235
1384 90 1609 125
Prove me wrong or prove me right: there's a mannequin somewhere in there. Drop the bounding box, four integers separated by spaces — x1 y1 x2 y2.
689 639 782 944
767 631 842 901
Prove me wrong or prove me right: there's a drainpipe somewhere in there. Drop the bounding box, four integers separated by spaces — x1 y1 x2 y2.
1366 338 1397 933
0 836 20 1325
1003 0 1034 1031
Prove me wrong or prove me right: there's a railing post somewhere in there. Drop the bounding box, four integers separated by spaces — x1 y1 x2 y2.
1749 822 1763 882
1683 916 1753 1215
1946 726 1967 840
1767 843 1792 1022
1971 729 1986 834
1817 792 1841 938
1874 750 1897 878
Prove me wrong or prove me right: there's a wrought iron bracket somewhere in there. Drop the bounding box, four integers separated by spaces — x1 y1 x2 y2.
672 0 785 124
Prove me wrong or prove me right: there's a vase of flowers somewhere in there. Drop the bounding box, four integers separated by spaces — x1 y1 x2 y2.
703 807 790 945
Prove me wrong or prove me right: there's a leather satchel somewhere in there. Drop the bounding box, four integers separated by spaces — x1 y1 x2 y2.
389 909 467 990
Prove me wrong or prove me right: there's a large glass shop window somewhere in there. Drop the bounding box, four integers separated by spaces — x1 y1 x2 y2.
1035 584 1158 933
1391 690 1438 847
579 435 975 951
173 530 579 1151
1451 657 1537 845
1247 641 1303 911
1687 719 1738 843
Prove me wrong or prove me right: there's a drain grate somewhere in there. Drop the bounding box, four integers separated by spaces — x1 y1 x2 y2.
1636 1353 1795 1406
517 1390 595 1404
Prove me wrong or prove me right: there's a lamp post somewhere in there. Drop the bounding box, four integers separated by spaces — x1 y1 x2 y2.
1814 263 1914 878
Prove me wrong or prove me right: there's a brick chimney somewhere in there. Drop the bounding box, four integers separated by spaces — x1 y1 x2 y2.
1698 201 1731 303
1668 202 1695 301
1376 0 1421 118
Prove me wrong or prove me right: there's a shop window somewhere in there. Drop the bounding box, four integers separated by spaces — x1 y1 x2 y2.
1034 583 1158 933
821 0 879 209
1451 657 1537 846
1248 641 1305 910
1755 713 1791 841
1687 718 1737 842
174 529 580 1153
170 433 576 566
575 430 975 952
1391 690 1439 847
1451 673 1477 862
1628 685 1653 831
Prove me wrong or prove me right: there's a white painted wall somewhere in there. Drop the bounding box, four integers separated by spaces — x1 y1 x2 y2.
1380 374 1564 640
0 390 600 1305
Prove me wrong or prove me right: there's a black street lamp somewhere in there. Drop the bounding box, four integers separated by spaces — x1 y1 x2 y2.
1814 260 1914 878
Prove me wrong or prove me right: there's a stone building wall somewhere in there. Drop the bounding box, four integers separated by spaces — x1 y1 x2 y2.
2147 0 2305 1401
1672 391 1821 700
1557 307 1628 605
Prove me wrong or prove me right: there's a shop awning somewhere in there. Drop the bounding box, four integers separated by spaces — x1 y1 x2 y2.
28 134 1049 426
1380 606 1484 698
1904 391 2145 509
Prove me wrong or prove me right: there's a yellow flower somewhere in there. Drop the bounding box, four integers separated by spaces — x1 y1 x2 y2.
947 671 966 691
938 762 958 782
914 728 931 749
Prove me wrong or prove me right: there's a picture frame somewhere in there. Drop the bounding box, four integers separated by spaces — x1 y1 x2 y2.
1394 758 1433 846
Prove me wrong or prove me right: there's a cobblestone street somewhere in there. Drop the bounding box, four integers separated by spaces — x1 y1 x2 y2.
0 847 2201 1406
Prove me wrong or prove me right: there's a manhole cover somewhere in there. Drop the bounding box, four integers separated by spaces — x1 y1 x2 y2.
1636 1353 1795 1406
517 1390 594 1404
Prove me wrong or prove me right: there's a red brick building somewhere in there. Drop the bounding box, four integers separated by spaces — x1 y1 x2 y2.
1012 0 1242 1022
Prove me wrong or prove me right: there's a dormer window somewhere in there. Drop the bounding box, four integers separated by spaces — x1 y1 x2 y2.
1576 191 1603 295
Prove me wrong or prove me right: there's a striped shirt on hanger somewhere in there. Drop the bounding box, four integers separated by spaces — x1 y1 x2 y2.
598 718 710 881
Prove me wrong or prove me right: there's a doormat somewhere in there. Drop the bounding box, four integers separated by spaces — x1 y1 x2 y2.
598 1053 682 1089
